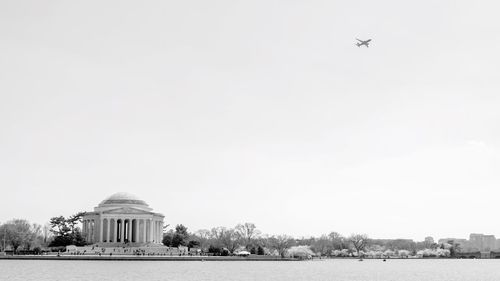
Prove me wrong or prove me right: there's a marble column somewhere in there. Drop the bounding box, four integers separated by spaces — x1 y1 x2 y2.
100 218 104 243
143 220 147 243
106 219 110 243
127 219 133 243
153 220 156 243
120 219 125 243
158 221 161 243
155 220 158 242
159 221 162 242
157 221 160 242
130 219 134 243
150 219 154 242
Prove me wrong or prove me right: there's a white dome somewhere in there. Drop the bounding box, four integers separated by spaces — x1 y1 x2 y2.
98 192 149 207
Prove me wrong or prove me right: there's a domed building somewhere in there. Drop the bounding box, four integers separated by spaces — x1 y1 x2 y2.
81 192 164 245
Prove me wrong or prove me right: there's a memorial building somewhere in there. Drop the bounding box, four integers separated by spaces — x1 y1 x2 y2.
81 192 164 245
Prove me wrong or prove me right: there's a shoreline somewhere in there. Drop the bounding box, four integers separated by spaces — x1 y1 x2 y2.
0 255 298 261
0 255 490 261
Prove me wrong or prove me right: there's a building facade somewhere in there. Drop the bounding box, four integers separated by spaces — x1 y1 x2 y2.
81 192 164 245
469 233 497 251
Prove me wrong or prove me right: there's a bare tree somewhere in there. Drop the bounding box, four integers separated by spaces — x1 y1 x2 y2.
328 231 344 250
25 223 42 250
269 235 295 257
235 223 261 248
2 219 37 253
311 235 331 256
348 234 369 256
193 229 211 251
210 226 226 242
196 229 210 239
211 227 239 253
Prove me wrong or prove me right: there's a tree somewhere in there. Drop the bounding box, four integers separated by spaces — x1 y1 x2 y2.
172 224 189 247
49 216 70 237
208 245 222 255
48 212 86 247
175 224 189 237
235 223 261 248
268 235 295 257
163 225 190 247
210 227 239 253
188 240 200 249
328 232 345 250
287 245 314 258
171 233 187 247
449 242 462 258
398 249 410 258
67 212 86 232
192 229 211 251
0 219 43 253
257 245 265 255
162 230 174 247
310 235 331 256
0 223 5 252
25 223 42 250
383 249 395 257
348 234 369 257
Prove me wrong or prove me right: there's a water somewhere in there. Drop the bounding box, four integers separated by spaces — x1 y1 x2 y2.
1 259 500 281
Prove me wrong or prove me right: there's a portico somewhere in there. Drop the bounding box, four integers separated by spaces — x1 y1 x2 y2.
82 192 164 245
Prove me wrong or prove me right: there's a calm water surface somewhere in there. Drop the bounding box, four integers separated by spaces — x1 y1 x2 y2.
1 259 499 281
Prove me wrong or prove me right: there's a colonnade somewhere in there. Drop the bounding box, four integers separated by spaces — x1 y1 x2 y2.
82 218 163 244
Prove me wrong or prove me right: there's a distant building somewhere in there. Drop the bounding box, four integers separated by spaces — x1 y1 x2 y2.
470 233 484 251
440 233 499 252
483 235 496 251
438 238 459 244
424 236 434 244
468 233 497 251
438 238 468 250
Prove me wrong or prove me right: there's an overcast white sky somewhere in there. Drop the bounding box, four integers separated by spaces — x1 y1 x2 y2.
1 0 500 241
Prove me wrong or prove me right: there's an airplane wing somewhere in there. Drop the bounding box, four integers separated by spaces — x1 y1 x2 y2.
356 38 363 42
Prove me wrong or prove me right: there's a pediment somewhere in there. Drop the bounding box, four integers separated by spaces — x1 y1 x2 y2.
102 207 153 215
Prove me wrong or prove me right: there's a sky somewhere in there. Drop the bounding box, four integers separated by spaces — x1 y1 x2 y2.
1 0 500 241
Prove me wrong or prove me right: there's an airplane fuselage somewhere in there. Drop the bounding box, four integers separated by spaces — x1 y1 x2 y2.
356 39 371 48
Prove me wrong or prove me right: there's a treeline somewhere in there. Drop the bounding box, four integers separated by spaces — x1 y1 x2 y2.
160 223 381 257
161 223 451 258
0 212 87 253
2 216 458 258
0 219 50 253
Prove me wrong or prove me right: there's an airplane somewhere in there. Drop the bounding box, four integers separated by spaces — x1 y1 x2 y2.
356 38 371 48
